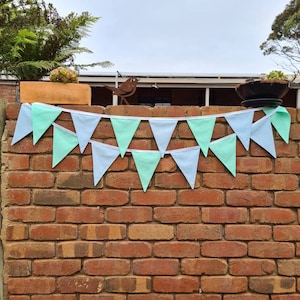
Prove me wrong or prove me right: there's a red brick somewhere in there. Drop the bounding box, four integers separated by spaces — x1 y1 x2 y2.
106 207 152 223
198 156 225 173
178 189 224 206
57 241 104 258
133 259 179 275
9 137 53 154
57 276 104 293
6 189 31 205
33 189 80 206
8 277 55 294
7 242 55 259
80 295 125 300
182 258 227 275
275 140 297 157
202 207 247 223
203 173 248 189
249 276 295 293
274 225 300 241
33 259 81 275
80 224 126 240
105 276 151 293
251 208 296 224
223 295 268 300
128 224 174 240
155 173 199 189
275 191 300 207
6 103 20 119
8 296 30 300
8 171 54 188
30 224 77 240
105 172 142 189
153 276 198 293
252 174 298 190
57 207 104 223
248 242 294 258
131 190 176 205
275 158 300 173
56 172 95 189
201 276 247 293
6 154 30 170
105 242 151 258
177 224 222 240
154 207 200 223
226 190 272 206
32 155 79 171
8 206 55 222
176 295 221 300
201 241 247 257
84 259 130 275
154 242 199 258
32 295 77 300
237 157 272 173
129 295 173 300
7 260 31 277
278 259 300 276
6 224 28 240
225 225 271 240
82 190 129 206
271 296 300 300
229 258 275 275
156 156 177 172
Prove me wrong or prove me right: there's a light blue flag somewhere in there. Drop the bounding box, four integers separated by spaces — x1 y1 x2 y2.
149 119 177 157
187 117 216 157
225 110 254 150
11 103 33 145
32 103 62 144
71 111 101 153
110 117 141 157
251 116 276 158
52 125 79 167
170 146 200 189
132 150 161 192
209 134 236 176
263 106 291 143
91 141 120 186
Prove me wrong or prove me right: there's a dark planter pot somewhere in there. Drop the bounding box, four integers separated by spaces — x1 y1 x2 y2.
235 80 290 107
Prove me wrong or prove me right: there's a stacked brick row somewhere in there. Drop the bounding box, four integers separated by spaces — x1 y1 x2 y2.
2 103 300 300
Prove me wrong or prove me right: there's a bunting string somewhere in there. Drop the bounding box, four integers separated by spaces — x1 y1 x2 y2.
12 102 291 191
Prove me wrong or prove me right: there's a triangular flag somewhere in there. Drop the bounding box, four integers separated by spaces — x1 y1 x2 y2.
11 103 33 145
110 117 140 157
170 146 200 189
263 106 291 143
32 103 62 144
187 117 216 157
132 150 161 192
71 111 101 153
225 110 254 150
91 141 120 186
149 119 177 157
209 134 236 176
251 116 276 158
52 124 79 167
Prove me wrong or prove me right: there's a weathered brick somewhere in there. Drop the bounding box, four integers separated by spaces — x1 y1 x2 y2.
6 154 30 170
274 225 300 241
84 259 130 275
226 190 273 206
105 242 151 258
33 189 80 206
249 276 295 294
56 172 95 189
82 190 129 206
57 207 104 223
8 277 55 294
33 259 81 275
278 259 300 276
6 224 28 240
6 189 31 205
198 156 225 173
153 276 198 293
105 172 142 189
201 241 247 257
229 258 275 275
176 295 221 300
80 224 126 240
275 158 300 173
203 173 248 189
30 224 77 240
106 207 152 223
250 208 296 224
133 258 178 275
7 242 55 258
80 295 125 300
155 173 199 189
57 241 104 258
248 242 294 258
252 174 298 190
156 156 177 172
177 224 222 240
178 189 224 206
237 157 272 173
202 207 247 223
9 137 53 154
32 295 77 300
223 295 268 300
154 242 200 258
8 171 54 188
8 206 55 222
131 190 176 206
128 224 174 240
154 207 200 223
201 276 247 293
225 225 271 240
271 295 300 300
129 295 173 300
275 191 300 207
32 155 79 171
106 276 151 293
7 260 31 277
181 258 227 275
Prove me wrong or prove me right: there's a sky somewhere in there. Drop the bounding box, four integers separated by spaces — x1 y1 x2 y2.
49 0 291 75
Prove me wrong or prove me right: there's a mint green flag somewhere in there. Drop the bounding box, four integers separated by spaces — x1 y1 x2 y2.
187 117 216 157
52 125 79 167
263 106 291 143
32 103 62 144
209 134 236 176
132 150 161 192
111 118 141 157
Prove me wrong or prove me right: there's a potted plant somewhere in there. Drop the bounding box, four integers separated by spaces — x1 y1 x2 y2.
235 70 290 107
20 67 91 105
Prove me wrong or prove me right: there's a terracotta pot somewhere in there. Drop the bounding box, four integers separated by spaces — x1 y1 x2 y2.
20 81 91 105
235 80 289 107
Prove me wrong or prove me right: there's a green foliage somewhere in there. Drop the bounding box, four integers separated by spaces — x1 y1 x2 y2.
260 0 300 74
265 70 288 80
0 0 112 80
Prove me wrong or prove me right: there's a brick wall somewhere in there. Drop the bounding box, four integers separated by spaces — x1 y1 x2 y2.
0 84 17 103
1 103 300 299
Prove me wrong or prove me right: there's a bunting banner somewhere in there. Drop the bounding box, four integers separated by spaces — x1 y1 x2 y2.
11 102 291 192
